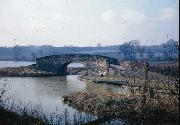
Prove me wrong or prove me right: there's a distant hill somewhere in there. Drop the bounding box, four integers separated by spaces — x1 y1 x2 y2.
0 39 179 62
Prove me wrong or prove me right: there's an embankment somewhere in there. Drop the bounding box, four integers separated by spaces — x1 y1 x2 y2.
63 92 179 121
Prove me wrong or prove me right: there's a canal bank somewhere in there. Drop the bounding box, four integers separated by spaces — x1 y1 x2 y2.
62 91 179 122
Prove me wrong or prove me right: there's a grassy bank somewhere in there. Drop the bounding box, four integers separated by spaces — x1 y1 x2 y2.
63 92 179 122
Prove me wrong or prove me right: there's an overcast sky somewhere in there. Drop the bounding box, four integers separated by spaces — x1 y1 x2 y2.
0 0 179 47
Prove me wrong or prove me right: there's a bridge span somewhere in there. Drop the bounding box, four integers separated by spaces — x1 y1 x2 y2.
36 54 119 75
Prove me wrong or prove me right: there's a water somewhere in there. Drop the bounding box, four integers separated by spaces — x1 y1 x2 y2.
67 63 85 67
0 76 94 124
0 76 131 124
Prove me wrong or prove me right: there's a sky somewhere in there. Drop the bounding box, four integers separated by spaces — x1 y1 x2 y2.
0 0 179 47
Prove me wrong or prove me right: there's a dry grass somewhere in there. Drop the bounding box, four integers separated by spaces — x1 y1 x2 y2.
63 90 179 121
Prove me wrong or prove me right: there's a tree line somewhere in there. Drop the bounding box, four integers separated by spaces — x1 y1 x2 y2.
0 39 178 62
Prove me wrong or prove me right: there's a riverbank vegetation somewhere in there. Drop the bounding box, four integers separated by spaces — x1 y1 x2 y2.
64 60 179 123
63 91 179 122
